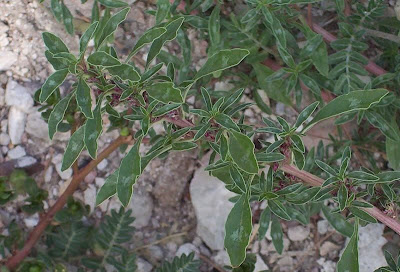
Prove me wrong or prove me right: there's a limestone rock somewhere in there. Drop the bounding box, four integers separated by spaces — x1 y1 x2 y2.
5 80 33 113
8 107 26 145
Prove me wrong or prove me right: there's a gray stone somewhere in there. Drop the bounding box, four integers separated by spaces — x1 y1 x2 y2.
0 87 4 107
136 257 153 272
0 133 10 146
55 162 73 180
212 250 230 267
317 219 333 235
254 254 269 271
287 225 310 242
7 145 26 159
8 107 26 145
25 110 49 141
5 80 33 112
127 189 153 228
190 163 235 250
24 213 39 228
0 51 17 71
317 258 336 272
320 241 339 257
96 159 108 171
84 184 97 213
175 243 199 258
357 223 387 271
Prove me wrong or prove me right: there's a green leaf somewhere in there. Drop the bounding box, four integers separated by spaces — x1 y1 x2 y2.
286 187 320 204
79 21 99 54
97 7 130 48
126 27 167 61
45 50 69 70
258 208 271 241
48 92 74 139
316 160 338 176
51 0 63 22
42 32 69 54
194 49 250 81
61 3 74 35
117 140 141 207
291 134 305 153
256 152 285 163
146 82 183 103
84 97 103 159
61 126 85 171
338 184 348 211
215 113 240 132
304 89 389 131
96 170 118 205
147 17 185 67
229 166 247 193
337 219 359 272
271 216 284 254
377 171 400 183
39 68 69 103
77 78 93 119
269 200 291 220
228 130 259 174
208 5 221 48
107 64 141 82
87 51 121 67
156 0 170 25
253 63 293 106
172 142 198 151
153 103 181 117
365 111 400 141
293 149 305 170
194 122 211 141
224 194 252 267
347 171 379 182
386 118 400 170
97 0 128 7
295 101 319 129
321 206 353 237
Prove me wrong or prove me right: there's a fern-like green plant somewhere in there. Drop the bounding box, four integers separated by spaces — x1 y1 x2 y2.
155 252 201 272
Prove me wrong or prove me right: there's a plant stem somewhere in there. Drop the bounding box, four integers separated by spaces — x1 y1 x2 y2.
280 164 400 236
5 135 132 270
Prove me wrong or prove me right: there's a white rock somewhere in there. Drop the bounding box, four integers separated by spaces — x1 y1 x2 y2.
96 159 108 171
190 163 235 250
5 80 33 112
95 177 105 188
16 156 37 168
317 219 333 235
24 213 39 228
25 109 49 141
287 225 310 242
255 254 269 271
0 133 10 146
136 258 153 272
0 87 4 106
317 258 336 272
357 223 388 271
7 145 26 159
175 243 199 258
8 107 26 145
320 241 339 257
55 162 73 180
276 102 286 116
84 184 97 213
44 165 53 183
0 51 17 71
1 119 7 132
127 190 153 228
212 250 230 267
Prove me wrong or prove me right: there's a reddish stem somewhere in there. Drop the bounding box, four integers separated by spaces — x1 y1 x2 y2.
5 136 132 270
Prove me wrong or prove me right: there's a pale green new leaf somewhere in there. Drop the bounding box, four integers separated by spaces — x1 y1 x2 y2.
194 49 250 81
61 126 85 171
228 130 259 174
304 89 389 132
224 194 252 267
